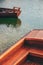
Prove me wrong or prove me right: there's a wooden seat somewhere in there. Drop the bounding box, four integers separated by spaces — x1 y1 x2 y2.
25 29 43 49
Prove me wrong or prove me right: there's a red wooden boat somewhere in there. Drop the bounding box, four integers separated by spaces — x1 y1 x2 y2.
0 29 43 65
0 7 21 18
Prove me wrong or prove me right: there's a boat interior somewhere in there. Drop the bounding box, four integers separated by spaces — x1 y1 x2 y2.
0 29 43 65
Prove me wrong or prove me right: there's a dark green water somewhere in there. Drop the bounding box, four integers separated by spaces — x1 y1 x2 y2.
0 0 43 54
0 18 21 27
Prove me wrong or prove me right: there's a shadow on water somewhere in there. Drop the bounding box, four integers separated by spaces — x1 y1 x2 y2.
0 18 21 28
0 0 5 3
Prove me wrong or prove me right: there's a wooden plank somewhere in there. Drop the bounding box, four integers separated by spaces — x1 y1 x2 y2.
26 29 43 40
0 29 43 65
30 48 43 58
1 47 29 65
21 61 40 65
0 37 25 59
25 29 43 48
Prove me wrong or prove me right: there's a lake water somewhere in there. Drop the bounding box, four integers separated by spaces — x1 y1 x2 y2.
0 0 43 54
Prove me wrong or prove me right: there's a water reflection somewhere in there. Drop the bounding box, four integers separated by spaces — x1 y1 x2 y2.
0 0 43 54
0 18 21 27
0 0 5 3
0 18 21 54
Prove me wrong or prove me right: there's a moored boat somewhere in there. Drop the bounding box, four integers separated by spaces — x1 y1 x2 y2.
0 7 21 18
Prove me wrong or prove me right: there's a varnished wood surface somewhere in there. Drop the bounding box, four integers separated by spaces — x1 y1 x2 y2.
26 29 43 40
21 61 40 65
19 54 43 65
25 29 43 49
0 37 25 60
1 47 43 65
30 48 43 58
1 47 29 65
0 29 43 65
26 29 43 44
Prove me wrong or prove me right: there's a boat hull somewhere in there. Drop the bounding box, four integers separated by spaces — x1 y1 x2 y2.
0 13 17 18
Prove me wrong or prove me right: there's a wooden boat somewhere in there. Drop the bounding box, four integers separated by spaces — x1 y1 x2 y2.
0 29 43 65
0 7 21 18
